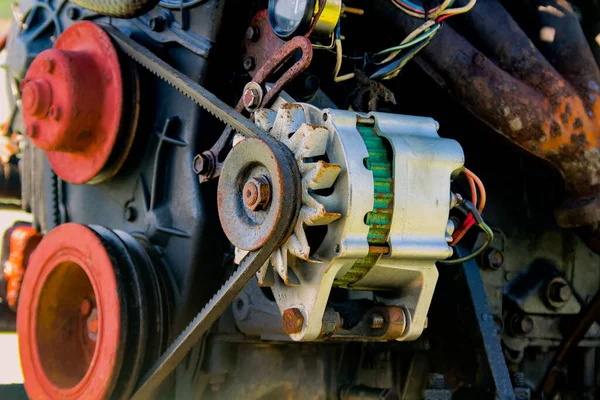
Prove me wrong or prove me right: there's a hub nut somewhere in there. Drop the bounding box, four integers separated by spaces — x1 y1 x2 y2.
282 308 304 334
243 175 271 212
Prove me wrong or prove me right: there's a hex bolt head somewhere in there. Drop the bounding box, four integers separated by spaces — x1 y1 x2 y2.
242 88 261 110
243 56 255 71
245 26 260 42
511 314 534 336
282 308 304 334
243 175 271 212
549 280 572 303
149 16 166 32
482 248 504 270
369 313 385 329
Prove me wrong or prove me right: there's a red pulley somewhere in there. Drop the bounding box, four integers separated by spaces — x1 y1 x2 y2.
17 223 126 399
20 21 139 184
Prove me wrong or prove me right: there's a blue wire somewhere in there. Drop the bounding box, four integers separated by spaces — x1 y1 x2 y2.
397 0 456 12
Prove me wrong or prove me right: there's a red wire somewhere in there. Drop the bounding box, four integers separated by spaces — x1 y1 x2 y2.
435 14 454 23
451 169 486 246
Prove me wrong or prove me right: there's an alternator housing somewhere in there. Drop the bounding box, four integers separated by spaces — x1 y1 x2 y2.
234 103 464 341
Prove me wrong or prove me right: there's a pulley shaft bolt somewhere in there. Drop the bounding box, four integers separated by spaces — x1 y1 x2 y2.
369 313 385 329
282 308 304 334
21 80 52 117
243 175 271 212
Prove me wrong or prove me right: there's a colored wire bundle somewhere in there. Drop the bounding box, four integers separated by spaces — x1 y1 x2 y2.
391 0 477 22
451 168 486 246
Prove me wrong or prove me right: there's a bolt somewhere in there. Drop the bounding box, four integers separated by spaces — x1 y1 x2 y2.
22 80 51 117
80 298 92 317
48 105 61 121
124 206 137 222
243 56 255 71
482 248 504 270
549 279 572 303
243 175 271 212
245 26 259 42
511 314 534 336
193 153 214 176
369 313 385 329
282 307 304 334
42 58 54 73
149 16 166 32
66 6 80 20
242 88 261 110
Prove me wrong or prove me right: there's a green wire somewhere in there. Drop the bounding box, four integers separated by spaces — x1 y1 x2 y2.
373 23 441 57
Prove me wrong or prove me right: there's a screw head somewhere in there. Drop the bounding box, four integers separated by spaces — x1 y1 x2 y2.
243 56 255 71
243 175 271 212
282 308 304 334
511 314 534 336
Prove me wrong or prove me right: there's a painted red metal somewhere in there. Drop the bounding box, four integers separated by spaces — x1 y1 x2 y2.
2 226 42 311
17 223 124 400
21 21 124 184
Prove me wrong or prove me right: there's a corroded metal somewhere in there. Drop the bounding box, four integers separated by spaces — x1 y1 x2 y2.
374 0 600 227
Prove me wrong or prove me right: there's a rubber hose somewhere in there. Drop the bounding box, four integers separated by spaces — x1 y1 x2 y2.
68 0 160 18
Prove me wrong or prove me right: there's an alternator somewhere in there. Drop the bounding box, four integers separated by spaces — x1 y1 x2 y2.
224 103 464 341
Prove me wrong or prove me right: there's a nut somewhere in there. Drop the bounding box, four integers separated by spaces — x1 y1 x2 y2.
243 175 271 212
245 26 259 42
282 308 304 334
243 56 255 71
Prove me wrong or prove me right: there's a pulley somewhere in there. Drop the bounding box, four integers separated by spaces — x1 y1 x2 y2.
20 21 139 184
17 223 170 400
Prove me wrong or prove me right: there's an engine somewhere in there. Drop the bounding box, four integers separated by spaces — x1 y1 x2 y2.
0 0 599 399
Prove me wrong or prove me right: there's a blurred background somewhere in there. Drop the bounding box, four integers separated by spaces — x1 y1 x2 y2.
0 1 28 392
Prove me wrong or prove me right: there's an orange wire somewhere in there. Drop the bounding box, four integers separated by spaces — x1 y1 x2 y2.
464 168 486 212
450 168 487 246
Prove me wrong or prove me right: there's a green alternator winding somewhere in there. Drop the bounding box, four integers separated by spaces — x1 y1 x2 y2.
334 123 394 288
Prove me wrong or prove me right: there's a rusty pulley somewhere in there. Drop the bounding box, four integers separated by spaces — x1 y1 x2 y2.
17 223 171 400
20 21 139 184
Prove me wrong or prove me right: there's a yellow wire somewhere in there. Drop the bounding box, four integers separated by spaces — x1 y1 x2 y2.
380 19 436 64
333 39 355 82
438 0 477 16
430 0 454 18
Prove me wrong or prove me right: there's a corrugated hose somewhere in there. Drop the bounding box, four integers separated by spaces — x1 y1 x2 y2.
68 0 160 18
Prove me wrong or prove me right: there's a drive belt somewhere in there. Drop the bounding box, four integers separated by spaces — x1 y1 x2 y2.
103 26 300 399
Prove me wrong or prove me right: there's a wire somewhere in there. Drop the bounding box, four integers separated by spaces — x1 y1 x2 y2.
437 0 477 16
451 168 486 246
373 23 440 57
439 200 493 265
379 19 437 64
391 0 454 19
333 24 355 82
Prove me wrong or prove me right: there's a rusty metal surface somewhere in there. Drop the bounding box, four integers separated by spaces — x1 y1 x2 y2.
374 0 600 226
21 21 138 185
2 225 41 311
198 32 313 183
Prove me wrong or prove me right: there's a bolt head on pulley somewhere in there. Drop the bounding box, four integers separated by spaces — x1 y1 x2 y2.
21 21 139 184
